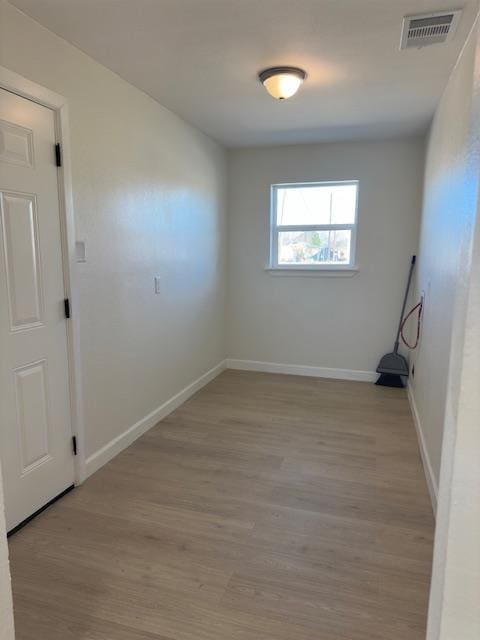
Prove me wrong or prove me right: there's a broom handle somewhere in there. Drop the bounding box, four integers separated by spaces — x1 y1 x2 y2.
394 255 416 353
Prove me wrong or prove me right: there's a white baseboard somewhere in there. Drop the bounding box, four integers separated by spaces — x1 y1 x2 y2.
407 382 438 516
225 359 377 383
84 360 227 479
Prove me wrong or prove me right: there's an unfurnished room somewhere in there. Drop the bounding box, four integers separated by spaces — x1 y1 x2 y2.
0 2 479 639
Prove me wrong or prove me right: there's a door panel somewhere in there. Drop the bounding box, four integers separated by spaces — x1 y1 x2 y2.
13 359 51 474
1 191 43 331
0 119 34 168
0 88 74 531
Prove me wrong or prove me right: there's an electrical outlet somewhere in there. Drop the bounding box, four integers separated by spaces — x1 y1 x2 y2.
154 276 161 294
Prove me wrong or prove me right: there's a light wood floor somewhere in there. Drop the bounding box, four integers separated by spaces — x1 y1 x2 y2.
8 370 434 640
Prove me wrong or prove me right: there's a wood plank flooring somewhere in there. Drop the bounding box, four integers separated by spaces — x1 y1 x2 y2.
8 370 434 640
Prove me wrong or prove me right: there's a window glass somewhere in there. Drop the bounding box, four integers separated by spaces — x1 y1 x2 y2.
278 230 352 265
276 183 357 226
270 181 358 269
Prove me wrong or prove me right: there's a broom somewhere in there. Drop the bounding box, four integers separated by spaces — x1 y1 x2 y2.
375 255 416 388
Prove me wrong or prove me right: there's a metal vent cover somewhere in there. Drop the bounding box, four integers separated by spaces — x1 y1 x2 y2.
400 10 462 49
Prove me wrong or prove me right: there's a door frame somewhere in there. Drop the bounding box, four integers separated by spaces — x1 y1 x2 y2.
0 65 86 484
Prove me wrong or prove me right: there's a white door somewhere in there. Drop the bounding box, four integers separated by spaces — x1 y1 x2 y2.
0 88 75 532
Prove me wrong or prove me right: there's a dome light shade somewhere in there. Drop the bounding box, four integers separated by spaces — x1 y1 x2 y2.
259 67 307 100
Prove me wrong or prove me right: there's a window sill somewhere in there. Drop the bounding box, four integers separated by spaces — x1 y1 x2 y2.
265 266 359 278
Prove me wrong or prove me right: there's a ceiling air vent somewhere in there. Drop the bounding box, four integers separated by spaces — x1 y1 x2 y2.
400 10 462 49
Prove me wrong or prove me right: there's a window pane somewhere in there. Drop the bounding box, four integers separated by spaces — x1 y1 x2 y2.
277 230 352 265
275 183 357 226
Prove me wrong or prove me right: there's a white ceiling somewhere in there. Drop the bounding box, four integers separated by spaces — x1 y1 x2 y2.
9 0 480 147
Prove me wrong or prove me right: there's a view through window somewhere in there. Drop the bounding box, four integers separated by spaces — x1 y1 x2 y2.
270 181 359 268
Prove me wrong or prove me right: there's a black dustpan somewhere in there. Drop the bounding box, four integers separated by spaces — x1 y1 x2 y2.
376 256 416 388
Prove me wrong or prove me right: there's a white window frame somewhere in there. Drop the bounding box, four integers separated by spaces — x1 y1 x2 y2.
268 180 359 271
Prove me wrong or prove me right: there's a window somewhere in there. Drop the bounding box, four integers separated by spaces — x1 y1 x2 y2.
269 181 359 270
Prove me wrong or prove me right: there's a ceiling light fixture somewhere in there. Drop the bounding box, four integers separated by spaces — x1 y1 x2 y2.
258 66 307 100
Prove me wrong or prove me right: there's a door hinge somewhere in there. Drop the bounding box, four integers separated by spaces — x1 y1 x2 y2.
64 298 71 319
72 436 78 456
55 143 62 167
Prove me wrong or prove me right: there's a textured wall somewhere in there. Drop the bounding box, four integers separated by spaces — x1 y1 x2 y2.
415 18 480 640
0 1 227 459
410 20 478 487
227 137 424 374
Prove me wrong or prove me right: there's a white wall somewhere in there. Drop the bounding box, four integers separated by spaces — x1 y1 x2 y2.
227 138 424 376
0 1 227 462
410 21 479 491
0 464 14 640
409 18 480 640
